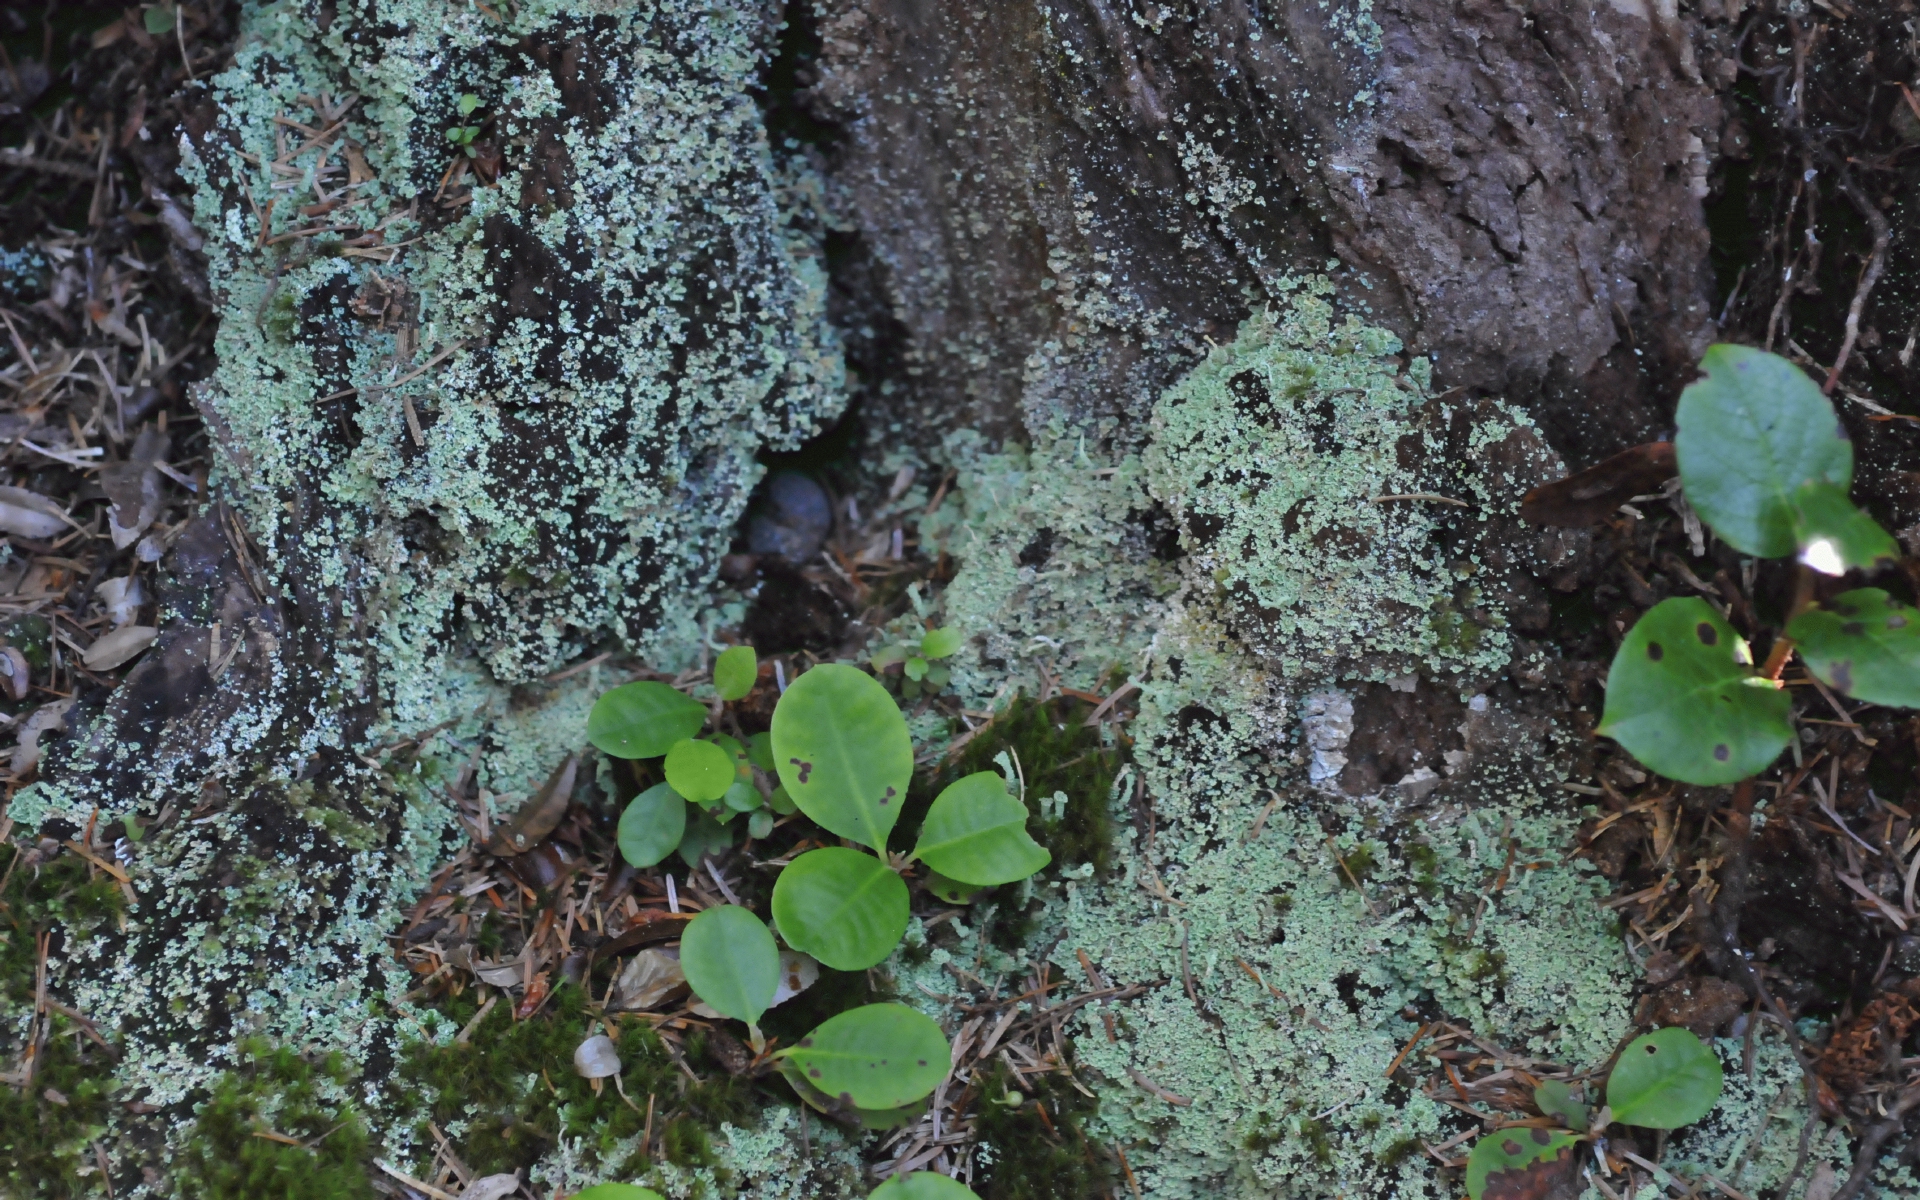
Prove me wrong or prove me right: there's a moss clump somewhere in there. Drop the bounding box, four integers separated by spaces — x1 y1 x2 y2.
174 1039 375 1200
0 1016 118 1200
397 982 754 1179
968 1061 1112 1200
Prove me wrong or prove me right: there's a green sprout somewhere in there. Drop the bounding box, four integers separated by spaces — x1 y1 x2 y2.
1464 1027 1723 1199
1598 345 1918 785
583 646 1056 1124
871 624 965 696
445 94 484 156
869 1171 982 1199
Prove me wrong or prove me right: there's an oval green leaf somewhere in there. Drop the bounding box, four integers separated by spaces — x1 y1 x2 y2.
617 783 686 869
680 904 780 1026
1787 481 1899 574
715 645 759 701
747 731 776 770
772 848 910 971
920 627 964 660
771 664 913 851
588 681 708 760
677 805 734 868
747 808 774 840
912 772 1051 887
781 1003 950 1111
1533 1079 1587 1130
768 785 797 815
1606 1027 1723 1129
1464 1128 1580 1200
870 1172 981 1200
1598 598 1790 785
665 738 734 804
1788 588 1920 707
571 1187 664 1200
1675 344 1853 558
722 778 763 813
923 870 983 905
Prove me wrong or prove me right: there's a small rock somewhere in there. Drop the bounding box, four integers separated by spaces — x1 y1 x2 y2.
748 471 832 563
573 1033 621 1079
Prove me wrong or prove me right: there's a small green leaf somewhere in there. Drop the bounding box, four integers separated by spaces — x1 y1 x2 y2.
1675 344 1853 558
747 731 776 770
588 681 708 759
722 778 763 813
919 627 964 660
666 738 735 803
456 93 482 116
923 870 982 905
772 848 910 971
1464 1129 1580 1200
1607 1027 1723 1128
617 783 686 869
1598 598 1791 785
924 663 951 689
678 805 733 867
571 1187 665 1200
779 1003 949 1110
680 904 780 1025
913 772 1051 887
748 808 774 839
1533 1079 1587 1129
1788 589 1920 706
1787 481 1899 574
771 664 913 851
768 785 797 815
143 5 176 34
904 657 928 681
715 645 759 700
870 1172 981 1200
870 644 909 670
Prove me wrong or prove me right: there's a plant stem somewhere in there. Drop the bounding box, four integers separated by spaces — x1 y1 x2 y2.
1759 566 1817 680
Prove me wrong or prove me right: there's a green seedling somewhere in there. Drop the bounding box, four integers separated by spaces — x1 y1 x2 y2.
714 645 758 700
592 645 1055 1124
665 738 734 804
446 94 484 156
911 772 1051 886
774 1003 950 1111
1600 345 1915 785
773 848 910 971
871 625 964 693
616 782 685 869
589 681 707 759
1463 1027 1723 1200
771 664 914 850
869 1172 981 1200
680 904 780 1029
143 4 177 34
1605 1027 1723 1128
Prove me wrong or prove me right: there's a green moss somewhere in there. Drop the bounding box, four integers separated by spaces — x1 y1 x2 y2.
397 982 753 1179
175 1039 375 1200
0 1016 118 1199
969 1061 1111 1200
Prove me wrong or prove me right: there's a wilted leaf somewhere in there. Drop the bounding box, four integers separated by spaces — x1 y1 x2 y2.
81 624 157 671
1519 441 1675 527
608 947 687 1012
484 754 577 856
1465 1128 1580 1200
0 485 75 539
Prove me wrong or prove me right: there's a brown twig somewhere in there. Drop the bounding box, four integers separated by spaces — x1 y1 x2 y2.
1823 168 1891 395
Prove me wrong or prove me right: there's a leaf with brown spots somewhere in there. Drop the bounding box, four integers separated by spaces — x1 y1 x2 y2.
1519 441 1674 527
1466 1128 1582 1200
1787 589 1920 708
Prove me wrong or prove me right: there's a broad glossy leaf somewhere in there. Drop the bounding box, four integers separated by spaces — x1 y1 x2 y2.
588 681 708 759
1598 598 1790 785
1674 344 1852 558
678 805 734 867
771 664 913 850
1788 589 1920 706
1533 1079 1587 1130
912 772 1051 887
923 870 983 905
772 848 909 971
1464 1128 1580 1200
715 645 759 701
665 738 734 804
571 1187 665 1200
1606 1027 1723 1129
778 1061 929 1129
617 783 686 869
870 1172 981 1200
680 904 780 1025
920 627 964 660
1787 481 1898 574
781 1003 950 1110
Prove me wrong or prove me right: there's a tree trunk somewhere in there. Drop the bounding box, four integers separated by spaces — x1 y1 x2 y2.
13 0 1769 1193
